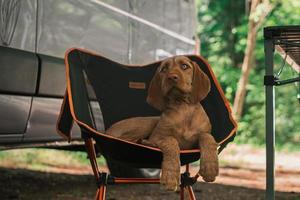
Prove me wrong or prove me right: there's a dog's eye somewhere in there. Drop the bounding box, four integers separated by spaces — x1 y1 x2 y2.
181 64 189 70
160 66 168 73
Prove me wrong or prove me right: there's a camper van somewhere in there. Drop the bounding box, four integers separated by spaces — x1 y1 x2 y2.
0 0 197 176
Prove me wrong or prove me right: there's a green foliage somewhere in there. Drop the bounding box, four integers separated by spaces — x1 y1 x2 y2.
197 0 300 149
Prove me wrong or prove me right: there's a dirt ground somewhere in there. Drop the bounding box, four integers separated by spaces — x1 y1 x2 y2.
0 165 299 200
1 144 300 200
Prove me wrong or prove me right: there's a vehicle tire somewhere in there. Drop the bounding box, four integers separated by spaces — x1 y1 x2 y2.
106 158 160 178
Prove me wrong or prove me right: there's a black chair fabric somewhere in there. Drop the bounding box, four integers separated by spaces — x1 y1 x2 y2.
57 48 237 169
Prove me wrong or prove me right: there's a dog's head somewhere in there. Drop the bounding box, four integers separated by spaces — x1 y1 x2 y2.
147 56 211 111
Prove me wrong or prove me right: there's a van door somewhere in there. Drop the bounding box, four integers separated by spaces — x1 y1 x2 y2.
0 47 38 142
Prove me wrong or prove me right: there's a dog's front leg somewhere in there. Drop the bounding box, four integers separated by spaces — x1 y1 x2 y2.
198 133 219 182
154 137 180 191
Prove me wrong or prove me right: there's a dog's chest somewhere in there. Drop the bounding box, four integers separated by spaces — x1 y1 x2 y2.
170 107 201 148
179 120 198 142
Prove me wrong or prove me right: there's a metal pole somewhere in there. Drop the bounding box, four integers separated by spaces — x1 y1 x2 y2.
264 39 275 200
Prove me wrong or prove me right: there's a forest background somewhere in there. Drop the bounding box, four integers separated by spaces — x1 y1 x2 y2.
196 0 300 150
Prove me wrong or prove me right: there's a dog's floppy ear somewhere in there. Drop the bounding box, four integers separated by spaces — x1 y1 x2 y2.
191 61 211 103
147 68 165 111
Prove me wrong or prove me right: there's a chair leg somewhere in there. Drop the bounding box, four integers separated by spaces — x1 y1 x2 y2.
84 138 107 200
187 185 196 200
95 185 106 200
180 185 185 200
180 164 197 200
180 186 197 200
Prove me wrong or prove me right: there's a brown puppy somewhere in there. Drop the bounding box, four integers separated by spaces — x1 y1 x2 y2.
106 56 218 191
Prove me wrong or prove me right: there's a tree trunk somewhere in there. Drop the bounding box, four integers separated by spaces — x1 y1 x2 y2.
232 13 257 119
233 0 272 120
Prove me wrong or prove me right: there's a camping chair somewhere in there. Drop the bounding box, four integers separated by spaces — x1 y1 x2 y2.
57 48 237 200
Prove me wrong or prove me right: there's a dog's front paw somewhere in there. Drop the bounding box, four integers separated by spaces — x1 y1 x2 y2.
199 159 219 182
161 169 180 191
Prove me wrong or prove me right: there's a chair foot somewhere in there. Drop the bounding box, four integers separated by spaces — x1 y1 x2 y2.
180 186 185 200
187 185 196 200
180 165 197 200
180 185 197 200
95 185 106 200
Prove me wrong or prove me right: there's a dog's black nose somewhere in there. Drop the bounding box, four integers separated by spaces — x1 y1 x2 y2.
168 73 179 82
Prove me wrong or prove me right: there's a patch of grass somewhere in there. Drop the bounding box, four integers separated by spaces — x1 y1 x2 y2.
0 148 106 171
0 151 6 159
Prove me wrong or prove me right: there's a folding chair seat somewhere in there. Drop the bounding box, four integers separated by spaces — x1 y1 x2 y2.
57 48 237 200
